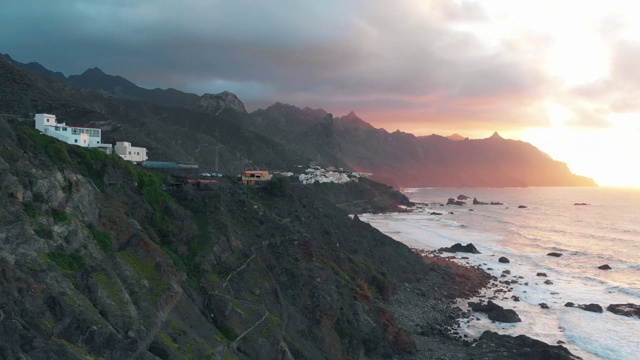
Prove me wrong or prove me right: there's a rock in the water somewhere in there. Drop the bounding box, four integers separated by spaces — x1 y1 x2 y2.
439 243 481 254
544 280 554 285
564 302 575 308
502 270 511 275
606 303 640 318
598 264 612 270
536 272 547 277
517 205 527 209
473 197 488 205
574 202 589 206
547 252 563 257
579 303 603 313
498 257 510 263
539 303 550 309
477 331 576 360
447 198 466 205
429 212 443 216
457 194 470 200
469 300 521 323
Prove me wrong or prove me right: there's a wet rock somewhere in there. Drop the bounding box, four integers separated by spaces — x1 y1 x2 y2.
547 252 563 257
564 302 575 308
536 272 547 277
476 331 577 360
447 198 466 205
457 194 470 200
429 212 443 216
502 270 511 275
439 243 481 254
498 257 510 264
544 280 554 285
606 303 640 318
574 202 589 206
598 264 612 270
579 303 603 313
539 303 550 309
517 205 527 209
469 300 521 323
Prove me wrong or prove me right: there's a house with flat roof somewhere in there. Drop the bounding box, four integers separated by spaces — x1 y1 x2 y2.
242 170 272 185
114 141 148 163
34 113 112 153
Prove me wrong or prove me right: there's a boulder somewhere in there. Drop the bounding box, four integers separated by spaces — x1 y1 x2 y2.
439 243 481 254
447 198 466 206
457 194 470 200
564 302 575 308
579 303 603 313
536 272 547 277
598 264 612 270
469 300 521 323
539 303 550 309
547 252 563 257
473 197 488 205
544 280 553 285
477 331 577 360
517 205 527 209
607 303 640 318
498 257 510 264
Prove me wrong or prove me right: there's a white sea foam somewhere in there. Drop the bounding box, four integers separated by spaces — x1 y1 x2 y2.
360 187 640 360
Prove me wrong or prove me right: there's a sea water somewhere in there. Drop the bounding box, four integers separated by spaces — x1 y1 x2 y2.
359 187 640 360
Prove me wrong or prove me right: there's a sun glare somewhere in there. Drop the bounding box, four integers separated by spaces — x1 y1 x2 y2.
520 127 640 187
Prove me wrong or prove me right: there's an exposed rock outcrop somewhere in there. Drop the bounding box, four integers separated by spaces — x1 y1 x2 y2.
439 243 481 254
469 301 521 323
607 303 640 318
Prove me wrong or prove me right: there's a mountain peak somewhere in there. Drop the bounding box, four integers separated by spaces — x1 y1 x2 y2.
197 91 247 114
82 67 106 75
489 131 503 139
447 133 467 141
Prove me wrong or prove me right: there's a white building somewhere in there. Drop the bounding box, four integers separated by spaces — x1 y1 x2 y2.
115 141 148 163
34 113 112 153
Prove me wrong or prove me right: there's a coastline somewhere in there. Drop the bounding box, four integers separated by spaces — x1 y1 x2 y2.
387 249 580 359
361 207 583 359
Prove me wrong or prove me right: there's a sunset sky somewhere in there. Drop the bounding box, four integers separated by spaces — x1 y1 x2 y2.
2 1 639 186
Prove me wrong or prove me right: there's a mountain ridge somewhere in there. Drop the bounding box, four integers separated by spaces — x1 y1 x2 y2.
0 54 597 187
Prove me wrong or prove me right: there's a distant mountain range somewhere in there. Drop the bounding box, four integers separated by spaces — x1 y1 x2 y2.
1 53 597 187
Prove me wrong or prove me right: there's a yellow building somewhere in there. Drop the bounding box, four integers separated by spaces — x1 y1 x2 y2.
242 170 272 185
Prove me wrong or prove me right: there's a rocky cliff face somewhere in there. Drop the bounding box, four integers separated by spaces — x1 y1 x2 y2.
195 91 247 115
0 116 442 359
0 116 578 359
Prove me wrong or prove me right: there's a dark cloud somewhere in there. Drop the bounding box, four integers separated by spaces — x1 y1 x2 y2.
1 0 549 129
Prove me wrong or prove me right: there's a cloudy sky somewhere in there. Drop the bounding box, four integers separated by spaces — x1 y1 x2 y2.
2 0 640 186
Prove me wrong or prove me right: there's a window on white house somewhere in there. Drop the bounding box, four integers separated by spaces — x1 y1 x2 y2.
75 139 78 143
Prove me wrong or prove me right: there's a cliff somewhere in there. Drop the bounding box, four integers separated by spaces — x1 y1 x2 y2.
0 115 577 359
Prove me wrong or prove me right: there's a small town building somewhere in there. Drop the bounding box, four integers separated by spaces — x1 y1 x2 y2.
115 141 148 163
242 170 272 185
34 113 112 153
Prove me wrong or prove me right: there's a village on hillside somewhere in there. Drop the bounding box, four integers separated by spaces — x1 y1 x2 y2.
33 113 372 189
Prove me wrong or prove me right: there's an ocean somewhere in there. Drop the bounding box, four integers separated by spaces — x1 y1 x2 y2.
359 187 640 360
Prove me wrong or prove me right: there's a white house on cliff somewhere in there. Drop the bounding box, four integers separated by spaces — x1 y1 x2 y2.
114 141 148 163
34 113 113 153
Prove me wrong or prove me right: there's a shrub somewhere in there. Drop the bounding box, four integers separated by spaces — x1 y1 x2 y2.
24 202 39 218
47 250 86 272
264 176 292 197
52 208 68 222
90 225 113 252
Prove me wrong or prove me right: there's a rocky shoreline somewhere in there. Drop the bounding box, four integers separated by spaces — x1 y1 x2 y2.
387 249 580 359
